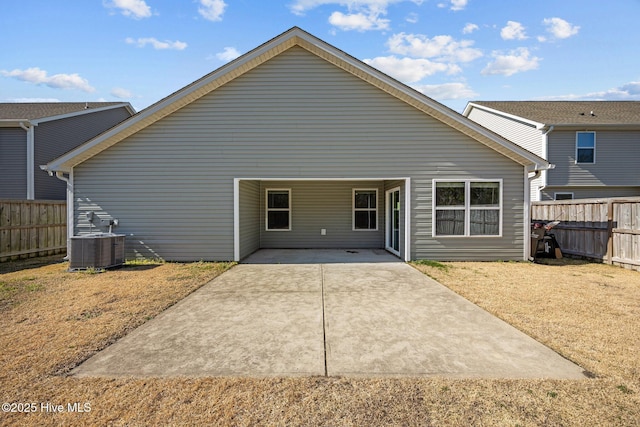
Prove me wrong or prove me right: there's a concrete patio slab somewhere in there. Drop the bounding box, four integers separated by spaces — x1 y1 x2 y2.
73 264 325 377
323 263 584 378
72 249 587 379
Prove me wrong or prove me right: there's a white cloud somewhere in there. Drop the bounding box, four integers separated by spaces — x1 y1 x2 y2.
0 67 95 92
438 0 467 11
364 56 460 83
126 37 187 50
450 0 468 11
104 0 152 19
7 97 61 103
111 87 132 99
542 81 640 101
387 33 482 63
406 12 419 24
462 23 478 34
198 0 227 22
481 48 540 76
412 82 478 100
542 17 580 40
329 11 389 31
501 21 527 40
289 0 419 16
289 0 421 31
216 47 241 61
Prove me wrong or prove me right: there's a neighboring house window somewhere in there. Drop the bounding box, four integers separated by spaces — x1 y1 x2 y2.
554 192 574 200
433 180 501 237
353 189 378 230
576 132 596 164
266 189 291 231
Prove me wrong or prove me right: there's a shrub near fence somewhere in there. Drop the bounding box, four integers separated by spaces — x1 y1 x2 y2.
532 197 640 271
0 200 67 262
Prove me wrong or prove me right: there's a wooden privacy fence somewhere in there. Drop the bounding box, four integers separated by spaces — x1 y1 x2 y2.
531 197 640 271
0 200 67 262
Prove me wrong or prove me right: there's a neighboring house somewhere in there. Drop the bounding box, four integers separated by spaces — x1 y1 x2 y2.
0 102 135 200
46 27 549 262
464 101 640 201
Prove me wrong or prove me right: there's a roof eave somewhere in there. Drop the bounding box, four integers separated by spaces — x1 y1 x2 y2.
31 102 135 125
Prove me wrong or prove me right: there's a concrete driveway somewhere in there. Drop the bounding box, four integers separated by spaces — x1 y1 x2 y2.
73 249 586 379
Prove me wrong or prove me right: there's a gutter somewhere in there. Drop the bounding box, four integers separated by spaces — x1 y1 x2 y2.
19 121 36 200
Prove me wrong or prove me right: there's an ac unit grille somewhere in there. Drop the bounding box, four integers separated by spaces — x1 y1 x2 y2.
70 234 125 270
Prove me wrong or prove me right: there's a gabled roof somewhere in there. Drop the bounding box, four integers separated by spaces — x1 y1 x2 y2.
0 102 135 123
465 101 640 126
47 27 549 173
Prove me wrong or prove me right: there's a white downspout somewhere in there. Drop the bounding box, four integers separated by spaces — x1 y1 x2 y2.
54 171 74 259
524 166 543 260
539 126 554 199
19 122 36 200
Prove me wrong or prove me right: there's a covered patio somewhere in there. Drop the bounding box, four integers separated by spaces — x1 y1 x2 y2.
234 178 411 261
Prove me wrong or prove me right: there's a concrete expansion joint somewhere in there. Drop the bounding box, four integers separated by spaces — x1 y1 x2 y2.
321 264 328 377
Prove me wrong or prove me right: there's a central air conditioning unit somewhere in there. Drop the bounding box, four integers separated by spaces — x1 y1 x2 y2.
70 233 125 271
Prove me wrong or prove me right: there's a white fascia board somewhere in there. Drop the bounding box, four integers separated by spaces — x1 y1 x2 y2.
463 102 547 130
0 119 30 127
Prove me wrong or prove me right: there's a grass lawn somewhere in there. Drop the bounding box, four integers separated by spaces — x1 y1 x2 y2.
0 256 639 426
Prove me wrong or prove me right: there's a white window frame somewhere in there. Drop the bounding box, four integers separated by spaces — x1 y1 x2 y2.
432 179 503 237
352 188 378 231
575 131 596 164
265 188 291 231
554 192 574 200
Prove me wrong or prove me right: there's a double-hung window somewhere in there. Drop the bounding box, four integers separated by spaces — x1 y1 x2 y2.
353 189 377 231
576 131 596 164
433 180 501 237
266 189 291 231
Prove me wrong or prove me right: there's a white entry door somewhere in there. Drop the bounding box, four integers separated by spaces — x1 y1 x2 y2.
385 187 401 256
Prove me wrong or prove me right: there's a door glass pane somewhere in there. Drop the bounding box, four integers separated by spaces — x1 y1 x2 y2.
393 190 400 251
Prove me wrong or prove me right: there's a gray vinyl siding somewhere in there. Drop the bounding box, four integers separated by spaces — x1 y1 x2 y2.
0 128 27 199
542 186 640 201
547 130 640 187
467 107 544 201
34 107 132 199
239 180 260 259
259 181 384 249
73 46 526 261
467 108 543 156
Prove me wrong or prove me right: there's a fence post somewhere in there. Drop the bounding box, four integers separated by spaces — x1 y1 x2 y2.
606 200 614 265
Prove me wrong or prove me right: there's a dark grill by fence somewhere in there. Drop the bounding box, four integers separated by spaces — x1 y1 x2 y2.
532 197 640 271
0 200 67 262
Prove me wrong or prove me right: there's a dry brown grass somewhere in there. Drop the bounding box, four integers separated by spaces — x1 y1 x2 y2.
1 256 639 426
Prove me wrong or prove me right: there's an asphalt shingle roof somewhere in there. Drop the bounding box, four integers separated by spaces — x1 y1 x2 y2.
0 103 126 120
471 101 640 126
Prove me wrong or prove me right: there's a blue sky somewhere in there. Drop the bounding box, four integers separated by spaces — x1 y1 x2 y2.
2 0 639 113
